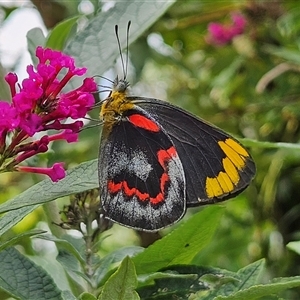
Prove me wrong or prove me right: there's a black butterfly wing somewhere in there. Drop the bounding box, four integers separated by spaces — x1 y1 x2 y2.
132 97 256 207
99 106 186 231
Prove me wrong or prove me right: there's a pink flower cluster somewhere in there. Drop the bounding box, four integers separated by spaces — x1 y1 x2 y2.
0 46 97 181
206 13 247 46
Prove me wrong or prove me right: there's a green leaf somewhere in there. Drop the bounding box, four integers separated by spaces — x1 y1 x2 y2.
46 16 79 50
0 247 63 300
46 234 91 291
138 269 200 285
235 259 265 287
287 241 300 255
0 159 99 235
215 276 300 300
98 256 139 300
95 246 144 286
36 234 86 266
137 265 238 299
277 8 300 38
0 205 39 236
133 206 224 274
26 27 46 65
138 273 203 299
211 57 244 87
203 259 265 299
0 229 46 251
56 250 89 289
241 138 300 151
79 292 97 300
65 0 176 77
264 45 300 65
46 234 90 286
62 290 78 300
0 159 98 214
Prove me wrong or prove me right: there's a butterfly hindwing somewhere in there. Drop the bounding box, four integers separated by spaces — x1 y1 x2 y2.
132 97 256 206
99 106 186 231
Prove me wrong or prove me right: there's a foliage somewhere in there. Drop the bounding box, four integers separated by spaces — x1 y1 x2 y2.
1 0 300 299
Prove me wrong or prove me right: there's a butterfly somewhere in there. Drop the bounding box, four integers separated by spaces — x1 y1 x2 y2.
98 22 255 232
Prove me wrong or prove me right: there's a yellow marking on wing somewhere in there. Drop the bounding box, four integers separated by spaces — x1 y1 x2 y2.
223 157 239 185
206 157 241 198
225 138 249 157
219 140 246 170
205 139 247 198
206 177 223 198
218 171 234 193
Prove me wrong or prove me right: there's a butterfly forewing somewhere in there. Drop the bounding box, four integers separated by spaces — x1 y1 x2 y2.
132 97 256 206
99 106 186 231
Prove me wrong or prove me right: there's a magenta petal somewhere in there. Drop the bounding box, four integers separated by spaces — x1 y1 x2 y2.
231 13 247 30
19 113 43 136
17 162 66 182
49 163 66 182
5 73 18 97
0 101 19 133
206 13 247 46
48 129 79 143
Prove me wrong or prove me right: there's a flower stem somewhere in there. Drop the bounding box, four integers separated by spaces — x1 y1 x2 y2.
43 200 65 238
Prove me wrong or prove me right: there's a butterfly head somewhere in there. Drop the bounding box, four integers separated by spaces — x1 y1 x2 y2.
100 22 133 127
112 75 130 93
100 75 133 127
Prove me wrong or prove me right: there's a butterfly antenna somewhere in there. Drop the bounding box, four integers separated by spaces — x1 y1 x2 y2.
80 121 103 132
94 75 114 84
115 24 126 80
125 20 131 80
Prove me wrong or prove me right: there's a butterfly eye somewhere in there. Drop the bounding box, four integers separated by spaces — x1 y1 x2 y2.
115 79 130 93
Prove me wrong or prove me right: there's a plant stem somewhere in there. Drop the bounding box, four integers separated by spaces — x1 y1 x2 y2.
43 200 65 238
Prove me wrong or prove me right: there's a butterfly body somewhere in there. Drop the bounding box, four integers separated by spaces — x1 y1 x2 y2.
99 76 255 232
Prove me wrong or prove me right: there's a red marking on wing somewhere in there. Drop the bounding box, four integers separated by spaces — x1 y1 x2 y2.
157 146 177 167
128 114 160 132
107 146 178 205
